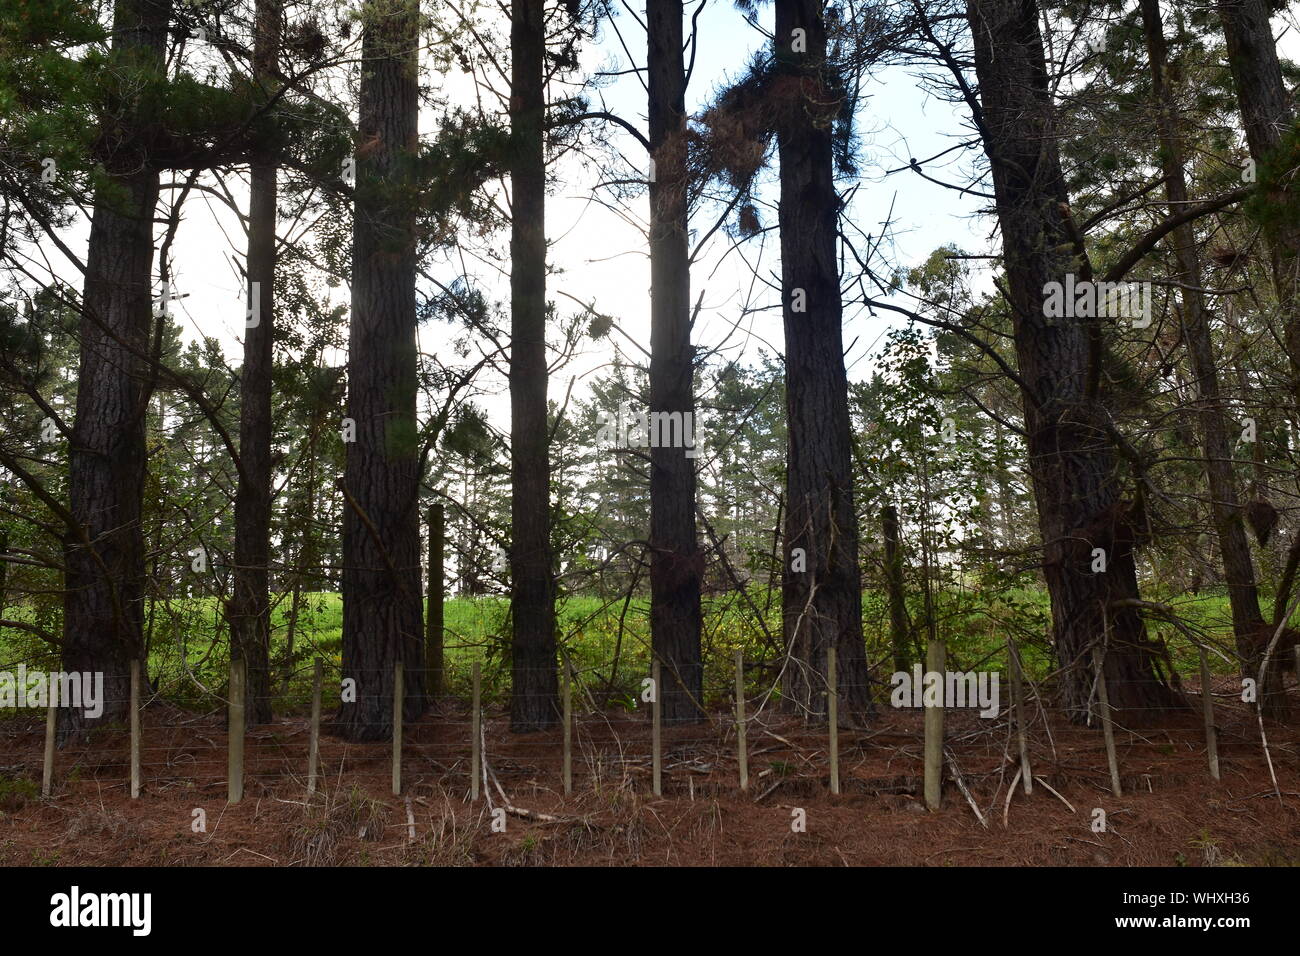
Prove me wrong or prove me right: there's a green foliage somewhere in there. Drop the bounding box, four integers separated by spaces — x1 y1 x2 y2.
0 774 39 810
1244 120 1300 236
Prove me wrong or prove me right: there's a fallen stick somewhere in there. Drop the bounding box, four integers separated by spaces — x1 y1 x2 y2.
504 805 569 824
1002 766 1022 829
945 750 987 828
1033 775 1076 814
227 846 278 865
485 753 510 808
754 778 784 803
1251 594 1300 800
666 759 714 772
471 714 493 809
481 746 570 823
1065 836 1105 848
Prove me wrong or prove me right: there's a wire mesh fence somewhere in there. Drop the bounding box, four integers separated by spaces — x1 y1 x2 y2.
5 638 1299 824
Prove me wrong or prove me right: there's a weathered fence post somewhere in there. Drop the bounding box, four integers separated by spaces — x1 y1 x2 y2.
735 649 748 792
562 658 573 797
426 504 445 698
828 646 840 795
470 662 481 802
41 692 56 797
228 658 245 804
392 660 404 796
652 657 662 797
1092 645 1123 797
307 658 322 795
1008 637 1032 795
1198 646 1220 782
924 638 945 810
130 660 141 799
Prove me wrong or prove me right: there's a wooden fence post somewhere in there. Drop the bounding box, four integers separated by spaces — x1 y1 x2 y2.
1008 637 1032 795
1199 647 1220 782
41 693 56 797
228 658 245 804
470 662 481 802
392 660 404 796
308 658 322 795
652 658 662 797
130 660 141 799
924 638 945 810
1092 645 1123 797
828 646 840 795
735 649 748 792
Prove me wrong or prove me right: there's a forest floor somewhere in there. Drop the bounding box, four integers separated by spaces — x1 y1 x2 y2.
2 675 1298 867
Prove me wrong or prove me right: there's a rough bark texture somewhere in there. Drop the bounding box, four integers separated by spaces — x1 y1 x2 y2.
509 0 559 731
227 0 280 725
882 505 910 674
1141 0 1282 713
775 0 872 725
966 0 1180 719
338 0 425 741
62 0 171 734
647 0 704 723
1217 0 1300 401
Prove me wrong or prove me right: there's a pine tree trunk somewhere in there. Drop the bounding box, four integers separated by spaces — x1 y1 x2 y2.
1217 0 1300 404
228 0 280 725
338 0 425 741
774 0 872 725
509 0 558 731
648 0 704 723
966 0 1181 719
882 505 910 674
1141 0 1282 715
62 0 171 734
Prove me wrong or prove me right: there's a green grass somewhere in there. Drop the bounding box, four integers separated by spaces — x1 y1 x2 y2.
0 585 1276 717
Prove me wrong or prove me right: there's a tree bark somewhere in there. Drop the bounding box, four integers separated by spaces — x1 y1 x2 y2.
1217 0 1300 404
509 0 559 731
1141 0 1281 714
775 0 872 725
882 504 910 674
227 0 281 725
965 0 1181 719
62 0 171 734
647 0 704 723
338 0 425 741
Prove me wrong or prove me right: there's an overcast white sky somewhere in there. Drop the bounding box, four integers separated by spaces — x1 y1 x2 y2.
22 2 1300 401
12 2 1142 432
144 3 988 425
